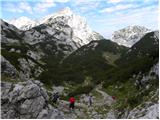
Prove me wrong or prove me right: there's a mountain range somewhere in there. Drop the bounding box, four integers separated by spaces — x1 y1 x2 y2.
8 7 151 48
1 7 159 119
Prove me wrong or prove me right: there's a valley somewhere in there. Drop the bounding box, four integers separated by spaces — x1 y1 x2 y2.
1 7 159 119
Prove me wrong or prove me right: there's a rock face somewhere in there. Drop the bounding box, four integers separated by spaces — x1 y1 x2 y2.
1 19 22 44
111 26 150 47
1 80 51 119
1 55 18 78
127 87 159 119
41 7 102 46
150 62 159 76
126 63 159 119
133 62 159 88
127 102 159 119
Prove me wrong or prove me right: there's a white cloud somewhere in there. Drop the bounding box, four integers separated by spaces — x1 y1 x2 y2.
3 0 69 15
107 0 123 4
74 0 100 5
77 1 99 13
3 3 22 13
100 4 133 13
33 0 56 13
54 0 70 3
144 0 156 2
3 1 33 14
19 2 33 14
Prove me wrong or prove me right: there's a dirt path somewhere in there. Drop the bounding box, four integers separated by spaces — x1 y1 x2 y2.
95 88 113 106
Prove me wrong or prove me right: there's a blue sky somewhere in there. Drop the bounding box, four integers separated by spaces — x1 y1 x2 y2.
0 0 159 38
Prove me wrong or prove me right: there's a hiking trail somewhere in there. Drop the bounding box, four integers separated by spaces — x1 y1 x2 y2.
47 85 115 118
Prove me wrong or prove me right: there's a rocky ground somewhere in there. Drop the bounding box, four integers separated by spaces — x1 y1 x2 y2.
1 79 159 119
1 80 115 119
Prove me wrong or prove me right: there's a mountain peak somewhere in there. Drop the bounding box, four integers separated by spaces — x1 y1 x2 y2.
111 25 151 47
8 7 103 47
9 16 37 30
38 7 103 46
40 7 74 24
124 25 150 31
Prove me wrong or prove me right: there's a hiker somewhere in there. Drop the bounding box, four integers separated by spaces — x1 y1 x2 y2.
88 95 93 106
69 96 75 110
135 79 143 89
112 96 116 101
52 92 59 104
139 79 143 88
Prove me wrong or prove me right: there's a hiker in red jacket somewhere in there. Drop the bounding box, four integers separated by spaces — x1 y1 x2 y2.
69 96 75 110
112 96 116 100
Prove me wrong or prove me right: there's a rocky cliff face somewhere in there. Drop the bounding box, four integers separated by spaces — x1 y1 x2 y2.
1 19 22 44
1 55 19 79
126 63 159 119
1 80 50 119
127 100 159 119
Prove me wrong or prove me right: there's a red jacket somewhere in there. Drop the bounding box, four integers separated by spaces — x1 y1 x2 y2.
69 97 75 103
112 96 116 100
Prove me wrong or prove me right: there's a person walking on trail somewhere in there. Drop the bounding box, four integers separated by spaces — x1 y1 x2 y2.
69 96 75 111
88 95 93 107
52 92 59 104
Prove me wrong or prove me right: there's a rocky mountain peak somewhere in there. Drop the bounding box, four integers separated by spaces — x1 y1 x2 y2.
40 8 103 46
9 16 38 30
40 7 74 24
121 25 150 34
111 25 151 47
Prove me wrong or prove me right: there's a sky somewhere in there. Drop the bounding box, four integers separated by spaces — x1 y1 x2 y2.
0 0 159 38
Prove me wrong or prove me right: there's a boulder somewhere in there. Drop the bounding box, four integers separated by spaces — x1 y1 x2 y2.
1 55 18 78
127 102 159 119
1 81 51 119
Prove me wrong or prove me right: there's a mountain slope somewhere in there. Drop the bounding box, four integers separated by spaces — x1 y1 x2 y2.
56 39 128 85
104 31 159 84
116 31 159 65
102 31 159 118
1 19 107 86
1 19 76 81
111 25 150 47
1 19 23 44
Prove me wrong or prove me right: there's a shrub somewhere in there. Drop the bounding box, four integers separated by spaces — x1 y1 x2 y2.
68 84 94 97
